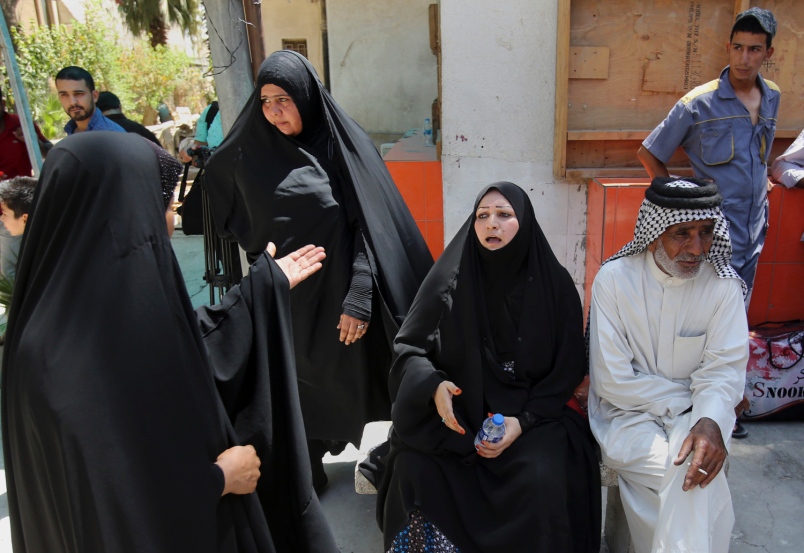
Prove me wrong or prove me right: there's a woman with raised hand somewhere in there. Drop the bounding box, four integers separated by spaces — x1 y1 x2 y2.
378 182 601 553
204 50 433 491
1 132 336 553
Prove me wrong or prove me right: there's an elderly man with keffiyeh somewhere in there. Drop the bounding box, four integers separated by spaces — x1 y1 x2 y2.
588 177 749 553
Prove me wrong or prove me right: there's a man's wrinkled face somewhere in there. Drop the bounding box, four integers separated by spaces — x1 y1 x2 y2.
649 219 715 279
56 79 98 123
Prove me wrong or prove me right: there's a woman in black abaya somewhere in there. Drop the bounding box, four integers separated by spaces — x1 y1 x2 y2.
204 50 433 487
1 132 337 553
378 182 601 553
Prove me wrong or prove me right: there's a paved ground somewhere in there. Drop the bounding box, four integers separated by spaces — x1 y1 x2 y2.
171 231 212 309
0 233 801 552
317 422 804 553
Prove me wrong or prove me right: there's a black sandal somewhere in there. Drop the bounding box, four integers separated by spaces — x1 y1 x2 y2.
732 421 748 439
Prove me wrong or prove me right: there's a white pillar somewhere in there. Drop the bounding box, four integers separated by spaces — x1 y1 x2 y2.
440 0 586 299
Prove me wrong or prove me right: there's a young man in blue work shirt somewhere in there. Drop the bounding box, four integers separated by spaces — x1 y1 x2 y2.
637 7 780 307
55 66 125 136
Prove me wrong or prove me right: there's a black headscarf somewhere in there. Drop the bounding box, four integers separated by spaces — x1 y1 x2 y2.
472 184 530 363
204 50 433 326
0 132 274 552
256 52 329 155
379 182 600 553
390 182 584 433
203 51 434 444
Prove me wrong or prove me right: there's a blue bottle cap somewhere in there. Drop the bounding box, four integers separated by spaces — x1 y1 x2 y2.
492 413 505 425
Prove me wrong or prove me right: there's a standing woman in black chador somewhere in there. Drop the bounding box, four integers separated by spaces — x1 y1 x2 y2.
204 50 433 488
1 132 338 552
377 182 601 553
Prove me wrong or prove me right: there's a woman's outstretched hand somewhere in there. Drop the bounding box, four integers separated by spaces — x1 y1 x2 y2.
338 314 369 345
267 243 326 289
475 415 522 459
215 445 261 496
433 381 465 435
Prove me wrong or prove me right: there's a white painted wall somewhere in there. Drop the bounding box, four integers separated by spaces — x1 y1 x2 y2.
327 0 438 134
440 0 588 299
261 0 326 82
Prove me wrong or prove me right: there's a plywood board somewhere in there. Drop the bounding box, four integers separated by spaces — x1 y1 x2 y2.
570 46 610 79
566 139 690 169
566 0 804 132
567 0 734 131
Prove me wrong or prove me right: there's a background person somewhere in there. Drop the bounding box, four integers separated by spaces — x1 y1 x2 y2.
0 87 51 281
0 176 36 238
96 91 161 145
588 178 748 553
178 100 222 163
636 7 779 305
1 132 336 552
0 86 52 178
55 66 125 135
204 50 433 493
770 128 804 189
379 183 600 553
0 176 36 281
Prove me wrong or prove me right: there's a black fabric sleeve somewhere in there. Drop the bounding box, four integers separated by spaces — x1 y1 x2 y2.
521 272 587 420
515 410 538 433
342 232 373 320
210 463 226 496
389 246 479 457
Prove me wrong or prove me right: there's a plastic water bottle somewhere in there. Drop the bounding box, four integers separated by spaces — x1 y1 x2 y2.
474 413 506 447
423 118 433 146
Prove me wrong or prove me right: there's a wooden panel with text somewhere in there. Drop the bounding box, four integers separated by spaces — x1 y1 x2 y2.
558 0 804 178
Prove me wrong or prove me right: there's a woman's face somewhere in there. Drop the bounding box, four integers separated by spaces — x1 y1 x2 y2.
260 84 303 137
474 189 519 250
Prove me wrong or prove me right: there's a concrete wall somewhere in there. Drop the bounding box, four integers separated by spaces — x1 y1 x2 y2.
440 0 587 300
261 0 326 82
13 0 40 27
327 0 438 134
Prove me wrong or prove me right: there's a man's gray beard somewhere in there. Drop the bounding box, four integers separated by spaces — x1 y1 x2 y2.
653 238 705 280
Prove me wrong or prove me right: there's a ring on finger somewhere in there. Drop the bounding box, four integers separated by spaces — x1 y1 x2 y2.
697 468 708 476
357 324 365 329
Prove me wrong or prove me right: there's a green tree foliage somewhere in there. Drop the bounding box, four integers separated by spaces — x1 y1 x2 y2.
116 42 204 121
116 0 199 48
3 4 209 140
0 273 13 309
37 94 67 140
9 12 119 123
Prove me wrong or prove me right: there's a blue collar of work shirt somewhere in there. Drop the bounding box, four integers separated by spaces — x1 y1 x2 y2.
714 66 778 128
64 107 127 135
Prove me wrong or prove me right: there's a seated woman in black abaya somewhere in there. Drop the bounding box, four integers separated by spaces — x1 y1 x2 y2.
377 182 601 553
204 50 433 491
1 132 338 553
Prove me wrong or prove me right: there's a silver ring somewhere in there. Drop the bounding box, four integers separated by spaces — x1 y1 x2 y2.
697 468 708 476
441 418 446 423
357 324 365 329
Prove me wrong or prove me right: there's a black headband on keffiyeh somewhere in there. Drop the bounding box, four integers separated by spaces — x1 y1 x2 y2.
603 177 746 297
